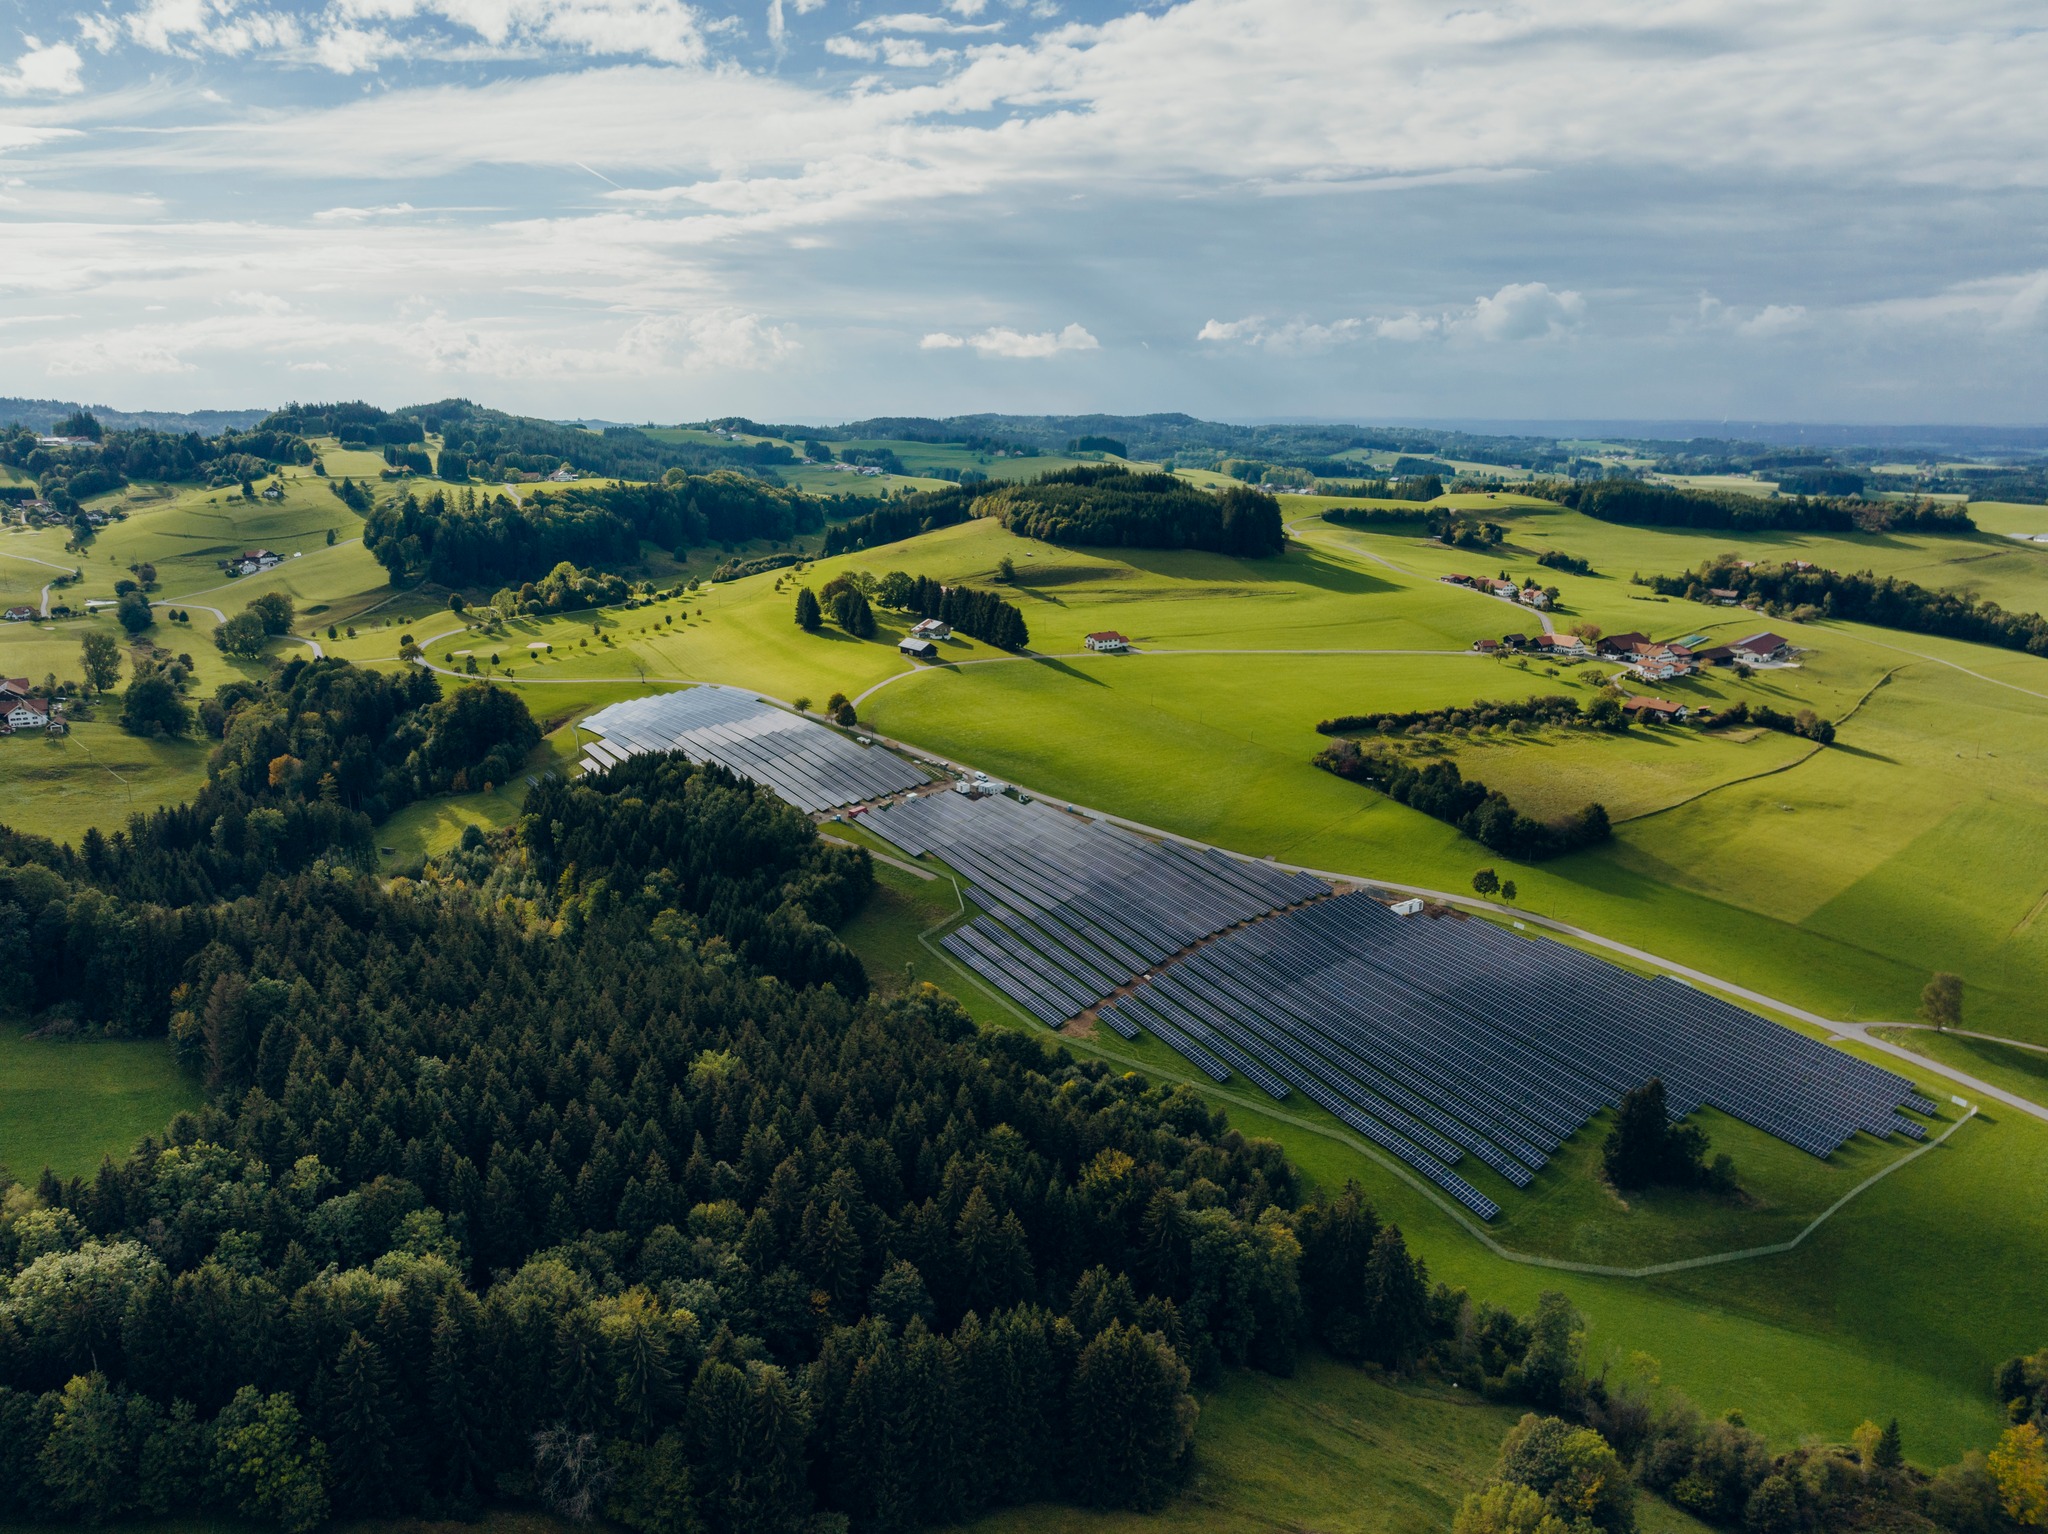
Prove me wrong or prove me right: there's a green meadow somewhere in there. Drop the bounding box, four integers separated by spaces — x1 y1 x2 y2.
3 454 2045 1485
0 1021 200 1183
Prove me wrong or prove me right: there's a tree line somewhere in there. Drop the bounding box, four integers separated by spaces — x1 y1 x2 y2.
821 485 979 557
1535 480 1976 535
1648 555 2048 657
978 466 1285 557
1314 740 1613 861
1318 695 1602 738
363 475 824 589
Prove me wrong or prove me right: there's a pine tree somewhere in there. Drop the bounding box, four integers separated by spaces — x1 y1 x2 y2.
1359 1225 1429 1371
1065 1322 1197 1511
326 1331 399 1515
794 586 821 630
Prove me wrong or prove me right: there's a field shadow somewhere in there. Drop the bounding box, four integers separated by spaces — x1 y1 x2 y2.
1028 655 1108 687
1108 544 1395 596
1828 742 1899 764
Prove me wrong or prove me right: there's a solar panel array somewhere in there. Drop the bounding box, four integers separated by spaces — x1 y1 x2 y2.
1098 894 1935 1220
580 686 927 812
868 790 1325 1029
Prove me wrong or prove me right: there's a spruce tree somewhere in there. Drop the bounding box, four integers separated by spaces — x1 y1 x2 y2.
794 585 821 630
326 1332 399 1516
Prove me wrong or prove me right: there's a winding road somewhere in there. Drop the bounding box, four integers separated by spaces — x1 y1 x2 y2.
0 548 74 617
153 600 325 657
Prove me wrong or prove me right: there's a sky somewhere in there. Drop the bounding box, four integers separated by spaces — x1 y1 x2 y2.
0 0 2043 426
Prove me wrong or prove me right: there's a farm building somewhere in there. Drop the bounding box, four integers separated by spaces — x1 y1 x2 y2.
1 678 32 700
1733 631 1791 662
1622 696 1689 722
4 696 52 730
1084 631 1130 652
1707 587 1742 605
1597 631 1651 659
4 607 34 623
1532 633 1589 657
898 638 938 660
1518 586 1551 610
911 618 951 639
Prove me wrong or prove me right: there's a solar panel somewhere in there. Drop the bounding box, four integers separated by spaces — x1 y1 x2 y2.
581 686 928 811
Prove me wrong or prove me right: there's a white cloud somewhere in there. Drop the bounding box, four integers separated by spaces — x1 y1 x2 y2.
961 322 1098 358
1196 315 1360 351
314 202 422 220
48 339 195 376
288 360 333 371
0 40 86 97
1853 268 2048 334
1735 303 1810 338
945 0 988 15
618 309 797 370
825 33 951 65
854 12 1002 33
920 331 965 348
1201 289 1581 348
1453 283 1585 342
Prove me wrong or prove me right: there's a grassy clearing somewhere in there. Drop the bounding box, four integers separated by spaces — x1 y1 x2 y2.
967 1355 1538 1534
0 718 215 848
0 1021 200 1182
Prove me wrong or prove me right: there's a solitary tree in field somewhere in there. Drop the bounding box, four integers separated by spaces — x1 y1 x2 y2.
79 630 121 693
1919 972 1963 1033
1499 880 1518 903
1472 868 1500 898
794 586 821 631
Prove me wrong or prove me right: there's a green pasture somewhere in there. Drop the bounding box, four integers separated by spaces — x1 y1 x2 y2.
0 717 215 847
0 1021 200 1183
967 1356 1543 1534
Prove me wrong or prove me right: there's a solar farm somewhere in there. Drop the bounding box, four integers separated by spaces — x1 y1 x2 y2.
870 792 1936 1220
578 686 927 811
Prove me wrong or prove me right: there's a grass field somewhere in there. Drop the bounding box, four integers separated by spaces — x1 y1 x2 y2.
0 1021 200 1182
5 464 2045 1475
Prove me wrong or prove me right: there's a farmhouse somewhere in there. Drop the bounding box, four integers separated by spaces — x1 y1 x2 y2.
898 638 938 660
547 466 577 482
911 618 951 639
1519 586 1552 610
1532 633 1589 657
0 677 31 700
4 696 51 730
1622 695 1689 722
1707 587 1743 605
1628 643 1698 682
1471 637 1500 653
1084 631 1130 652
4 606 35 622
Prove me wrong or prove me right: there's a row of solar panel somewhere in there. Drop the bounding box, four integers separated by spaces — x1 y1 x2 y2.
581 687 926 812
1091 893 1931 1220
871 793 1320 1026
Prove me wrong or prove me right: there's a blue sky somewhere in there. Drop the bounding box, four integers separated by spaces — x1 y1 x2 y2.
0 0 2042 424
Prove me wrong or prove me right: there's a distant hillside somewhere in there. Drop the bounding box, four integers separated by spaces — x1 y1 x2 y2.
0 396 270 434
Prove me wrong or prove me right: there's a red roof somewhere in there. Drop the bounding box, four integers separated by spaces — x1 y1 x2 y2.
1086 631 1128 643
